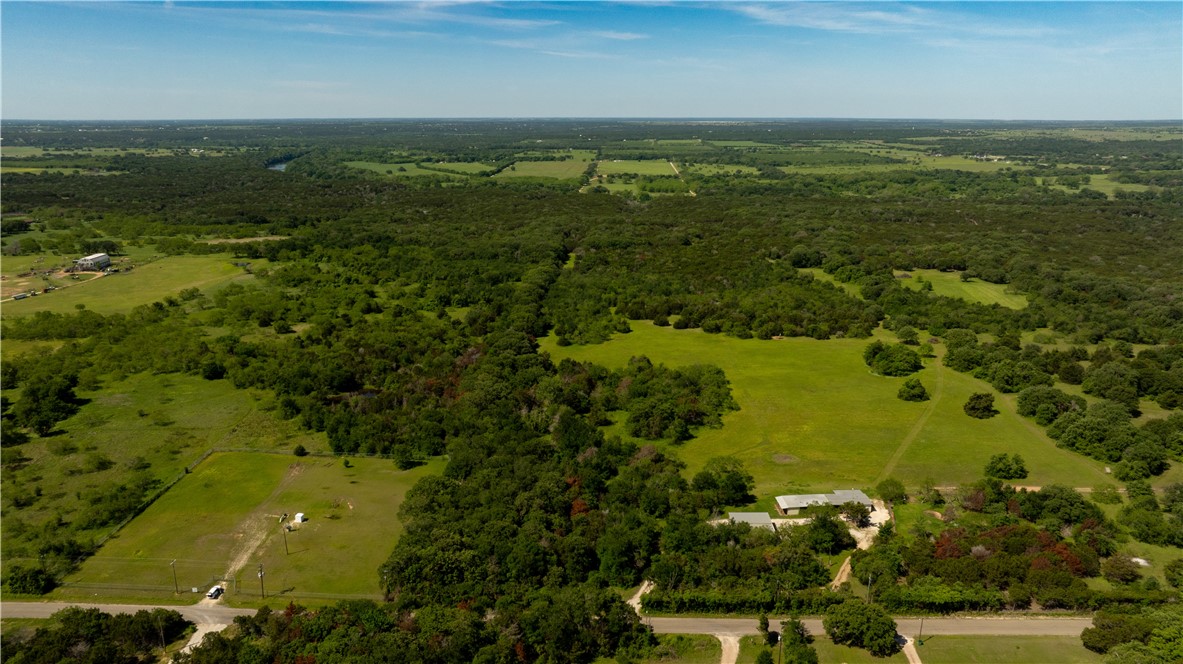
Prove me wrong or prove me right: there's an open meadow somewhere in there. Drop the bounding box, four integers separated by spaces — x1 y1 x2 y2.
495 159 589 179
540 324 1110 497
894 269 1028 309
2 373 328 577
55 452 442 605
596 159 678 176
1 255 264 314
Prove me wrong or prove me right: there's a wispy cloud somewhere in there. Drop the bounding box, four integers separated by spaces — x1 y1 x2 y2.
733 3 1057 40
589 30 648 41
489 38 617 59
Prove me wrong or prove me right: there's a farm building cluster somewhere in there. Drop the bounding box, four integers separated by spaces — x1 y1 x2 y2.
724 489 876 532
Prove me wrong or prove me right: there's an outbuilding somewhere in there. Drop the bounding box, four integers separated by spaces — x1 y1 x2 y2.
74 253 111 271
728 512 776 530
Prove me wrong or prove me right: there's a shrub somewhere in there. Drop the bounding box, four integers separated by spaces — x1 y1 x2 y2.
984 453 1028 479
897 378 929 402
876 478 907 504
964 393 997 419
293 444 308 457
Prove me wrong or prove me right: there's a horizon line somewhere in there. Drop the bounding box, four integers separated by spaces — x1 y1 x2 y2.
4 117 1182 124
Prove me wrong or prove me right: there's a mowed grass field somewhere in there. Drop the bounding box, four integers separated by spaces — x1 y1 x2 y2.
894 269 1028 309
59 453 443 604
540 324 1110 496
2 255 263 315
495 159 589 179
597 159 678 176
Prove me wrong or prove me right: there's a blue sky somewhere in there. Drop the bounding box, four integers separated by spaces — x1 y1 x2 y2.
2 1 1180 120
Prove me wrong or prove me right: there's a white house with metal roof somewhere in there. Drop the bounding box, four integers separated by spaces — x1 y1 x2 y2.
774 489 873 516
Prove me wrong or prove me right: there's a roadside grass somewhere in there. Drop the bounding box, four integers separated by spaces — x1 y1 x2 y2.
597 160 678 176
57 452 441 605
738 634 909 663
4 373 327 580
2 256 262 316
539 324 1109 497
917 636 1102 663
894 269 1028 309
496 160 588 179
593 634 721 664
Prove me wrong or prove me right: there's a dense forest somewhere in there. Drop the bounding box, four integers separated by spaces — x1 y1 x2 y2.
1 120 1181 662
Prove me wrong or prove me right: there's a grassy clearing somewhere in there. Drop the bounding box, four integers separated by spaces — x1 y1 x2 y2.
597 160 677 176
423 162 495 174
59 452 441 604
917 636 1101 663
2 256 262 316
4 374 327 564
540 324 1109 497
496 160 588 179
797 267 864 299
343 161 456 177
894 269 1028 309
683 163 761 176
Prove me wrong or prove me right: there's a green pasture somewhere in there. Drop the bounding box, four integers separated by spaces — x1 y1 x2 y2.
597 160 678 176
894 269 1028 309
3 373 326 548
683 163 761 176
918 636 1101 664
710 140 778 147
59 452 441 604
343 161 456 178
2 255 262 316
1040 173 1152 198
496 160 589 179
540 324 1109 497
424 161 495 174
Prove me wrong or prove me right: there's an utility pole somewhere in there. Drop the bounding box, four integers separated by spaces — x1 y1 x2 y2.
282 525 289 555
170 559 178 594
258 563 265 598
917 616 925 646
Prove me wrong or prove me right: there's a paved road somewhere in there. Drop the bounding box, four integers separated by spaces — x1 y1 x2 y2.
1 601 256 624
646 616 1090 637
4 602 1091 639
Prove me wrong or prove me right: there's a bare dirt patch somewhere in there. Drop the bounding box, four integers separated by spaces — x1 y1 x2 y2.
771 454 798 464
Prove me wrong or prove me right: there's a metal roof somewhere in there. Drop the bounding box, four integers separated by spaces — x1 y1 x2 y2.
728 512 775 529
